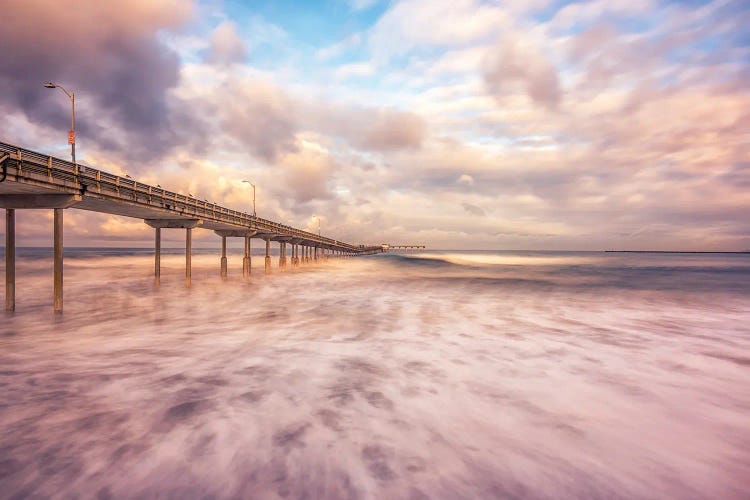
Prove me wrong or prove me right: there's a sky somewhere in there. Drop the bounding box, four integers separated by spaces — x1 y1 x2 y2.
1 0 749 250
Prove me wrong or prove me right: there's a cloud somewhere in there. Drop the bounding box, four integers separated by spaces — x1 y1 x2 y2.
279 138 336 203
462 202 485 216
2 0 749 251
300 101 427 152
358 109 427 151
317 34 363 61
482 38 561 109
348 0 378 11
0 0 193 158
368 0 510 61
216 78 299 162
334 63 376 80
206 22 247 65
457 174 474 186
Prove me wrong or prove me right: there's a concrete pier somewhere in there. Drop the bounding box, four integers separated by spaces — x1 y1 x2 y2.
243 236 251 277
185 227 192 288
154 227 161 285
5 209 15 312
265 239 271 274
0 142 382 312
220 236 227 278
53 208 63 313
0 195 82 313
145 219 202 288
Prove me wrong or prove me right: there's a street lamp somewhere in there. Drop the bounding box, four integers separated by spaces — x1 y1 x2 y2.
312 215 321 236
242 180 256 217
43 82 75 163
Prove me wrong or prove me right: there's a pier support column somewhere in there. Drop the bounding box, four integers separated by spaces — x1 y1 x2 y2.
293 244 299 267
154 227 161 285
314 246 318 262
243 236 251 277
265 239 271 274
279 242 286 269
220 236 227 278
53 208 63 313
5 209 15 312
185 227 192 288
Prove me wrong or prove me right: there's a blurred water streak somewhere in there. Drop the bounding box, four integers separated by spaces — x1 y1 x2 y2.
0 250 749 498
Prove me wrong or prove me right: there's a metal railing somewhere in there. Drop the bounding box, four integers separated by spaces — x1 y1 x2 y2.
0 141 359 251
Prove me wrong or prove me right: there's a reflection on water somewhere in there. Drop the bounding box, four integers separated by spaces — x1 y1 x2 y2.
1 251 749 498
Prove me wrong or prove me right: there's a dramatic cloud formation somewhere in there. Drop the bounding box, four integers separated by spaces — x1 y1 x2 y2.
1 0 193 158
1 0 749 250
207 22 248 65
482 39 561 109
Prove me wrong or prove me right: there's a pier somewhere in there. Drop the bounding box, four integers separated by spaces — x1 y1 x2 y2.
384 244 426 252
0 142 383 312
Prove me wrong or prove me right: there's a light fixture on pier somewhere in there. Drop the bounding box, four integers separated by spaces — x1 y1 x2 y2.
312 215 321 236
242 180 256 217
43 82 76 163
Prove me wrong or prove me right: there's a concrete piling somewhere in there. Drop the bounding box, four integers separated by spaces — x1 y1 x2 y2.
5 209 15 312
185 227 192 288
53 208 63 313
265 239 271 274
154 227 161 285
243 236 251 277
220 236 227 278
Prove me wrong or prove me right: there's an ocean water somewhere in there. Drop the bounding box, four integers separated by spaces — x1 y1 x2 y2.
0 250 749 499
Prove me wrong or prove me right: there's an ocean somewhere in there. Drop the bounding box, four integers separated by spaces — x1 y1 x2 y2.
0 249 749 498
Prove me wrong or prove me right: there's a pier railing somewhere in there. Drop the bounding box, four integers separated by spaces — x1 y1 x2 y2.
0 141 356 250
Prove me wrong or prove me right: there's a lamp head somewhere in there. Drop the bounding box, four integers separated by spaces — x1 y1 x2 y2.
43 82 57 89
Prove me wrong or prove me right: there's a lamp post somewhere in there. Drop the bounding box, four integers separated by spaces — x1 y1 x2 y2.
312 215 321 236
242 180 256 217
43 82 75 163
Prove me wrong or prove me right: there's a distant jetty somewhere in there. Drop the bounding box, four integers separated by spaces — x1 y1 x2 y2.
604 250 750 254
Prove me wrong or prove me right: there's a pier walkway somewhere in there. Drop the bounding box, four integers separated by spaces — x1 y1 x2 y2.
0 141 384 312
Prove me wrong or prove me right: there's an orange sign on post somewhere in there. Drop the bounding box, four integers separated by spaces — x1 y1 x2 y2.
68 130 75 145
